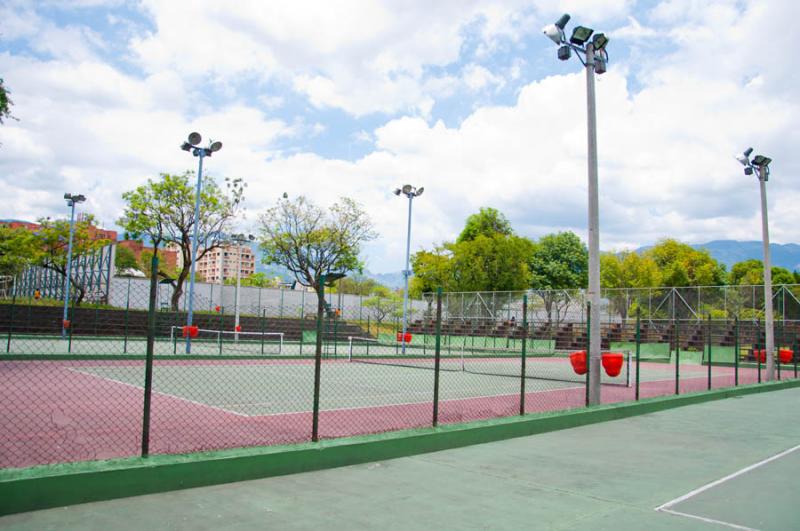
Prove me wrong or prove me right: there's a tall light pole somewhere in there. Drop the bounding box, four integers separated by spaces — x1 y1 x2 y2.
736 148 775 380
394 184 424 354
61 193 86 339
543 14 609 405
180 132 223 353
231 233 255 341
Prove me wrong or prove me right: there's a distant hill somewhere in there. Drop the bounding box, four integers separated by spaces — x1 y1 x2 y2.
637 240 800 271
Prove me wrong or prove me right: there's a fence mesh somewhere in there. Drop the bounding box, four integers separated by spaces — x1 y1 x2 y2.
1 282 798 469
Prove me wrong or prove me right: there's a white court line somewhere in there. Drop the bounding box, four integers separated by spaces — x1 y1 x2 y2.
658 508 758 531
655 443 800 529
66 368 249 417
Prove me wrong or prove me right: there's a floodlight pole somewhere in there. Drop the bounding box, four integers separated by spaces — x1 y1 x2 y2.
401 193 414 354
185 151 206 354
584 42 602 405
61 196 80 339
757 171 775 380
235 239 242 342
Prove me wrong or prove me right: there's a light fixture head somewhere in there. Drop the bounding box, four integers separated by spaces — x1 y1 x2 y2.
752 155 771 167
415 187 424 196
75 194 86 203
595 56 607 74
402 184 413 195
735 153 750 166
188 132 202 145
570 26 594 45
210 141 223 152
555 13 570 30
282 192 289 199
248 234 255 241
393 188 402 196
557 45 571 61
543 24 564 45
744 166 754 175
180 142 192 152
592 33 609 50
64 193 71 200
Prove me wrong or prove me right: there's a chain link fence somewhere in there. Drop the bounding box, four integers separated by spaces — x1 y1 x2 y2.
1 284 798 469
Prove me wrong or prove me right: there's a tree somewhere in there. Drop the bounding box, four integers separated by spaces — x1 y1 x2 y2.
409 246 453 297
0 78 16 125
449 234 533 292
114 245 139 275
457 207 513 243
600 251 661 319
645 239 726 287
529 232 588 324
363 293 402 328
0 226 41 278
119 172 245 310
729 259 794 286
258 195 377 342
223 272 280 288
35 215 110 305
333 276 382 296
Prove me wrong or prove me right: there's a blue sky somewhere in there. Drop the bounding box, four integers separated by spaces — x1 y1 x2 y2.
1 0 798 273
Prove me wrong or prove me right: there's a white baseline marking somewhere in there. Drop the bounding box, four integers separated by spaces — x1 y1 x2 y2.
655 443 800 530
658 508 757 531
67 367 249 417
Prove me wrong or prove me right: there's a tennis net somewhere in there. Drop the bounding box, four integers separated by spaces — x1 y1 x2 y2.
169 326 284 355
347 336 631 387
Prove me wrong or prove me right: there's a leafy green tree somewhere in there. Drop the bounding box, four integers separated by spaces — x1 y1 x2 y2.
114 245 140 275
600 251 661 319
35 215 110 305
450 234 533 292
363 293 402 328
730 259 794 286
529 232 588 324
118 172 245 310
332 276 382 296
410 246 453 297
457 207 513 243
0 78 16 125
646 239 726 286
258 195 377 342
0 226 41 278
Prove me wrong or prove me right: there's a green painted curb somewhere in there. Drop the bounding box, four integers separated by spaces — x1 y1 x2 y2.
2 378 799 516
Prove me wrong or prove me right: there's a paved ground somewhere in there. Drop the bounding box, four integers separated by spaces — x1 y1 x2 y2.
3 386 799 530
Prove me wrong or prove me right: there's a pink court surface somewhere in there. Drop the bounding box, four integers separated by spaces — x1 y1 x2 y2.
0 357 777 468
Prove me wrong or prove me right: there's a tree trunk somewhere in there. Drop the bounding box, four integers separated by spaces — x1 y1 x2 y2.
171 268 191 311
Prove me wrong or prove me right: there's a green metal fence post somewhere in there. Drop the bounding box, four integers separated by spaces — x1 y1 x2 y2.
519 295 528 415
757 319 762 383
6 292 16 353
218 306 225 356
260 308 266 355
123 277 131 354
734 317 739 386
635 308 641 401
777 320 783 381
300 300 305 356
312 275 326 442
675 318 680 395
432 288 443 427
585 301 591 407
794 333 798 378
141 254 159 457
707 314 712 390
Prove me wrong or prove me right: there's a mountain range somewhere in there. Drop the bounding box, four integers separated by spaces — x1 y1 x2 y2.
255 240 800 289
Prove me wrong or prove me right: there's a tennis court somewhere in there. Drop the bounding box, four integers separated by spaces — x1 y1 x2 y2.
1 344 774 468
2 383 797 529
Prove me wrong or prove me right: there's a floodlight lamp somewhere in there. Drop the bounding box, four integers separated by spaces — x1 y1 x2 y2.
188 132 202 145
744 166 754 175
543 24 564 45
743 147 753 157
74 194 86 203
570 26 594 45
592 33 609 50
64 193 70 200
393 188 402 196
180 142 192 152
557 45 571 61
402 184 413 194
415 187 424 196
210 141 223 152
752 155 771 167
555 14 570 30
248 234 255 241
735 153 750 166
595 57 607 74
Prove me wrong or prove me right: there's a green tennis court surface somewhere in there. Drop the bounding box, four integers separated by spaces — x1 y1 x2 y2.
3 386 798 530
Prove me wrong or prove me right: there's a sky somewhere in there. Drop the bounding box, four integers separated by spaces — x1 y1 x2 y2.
1 0 798 274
